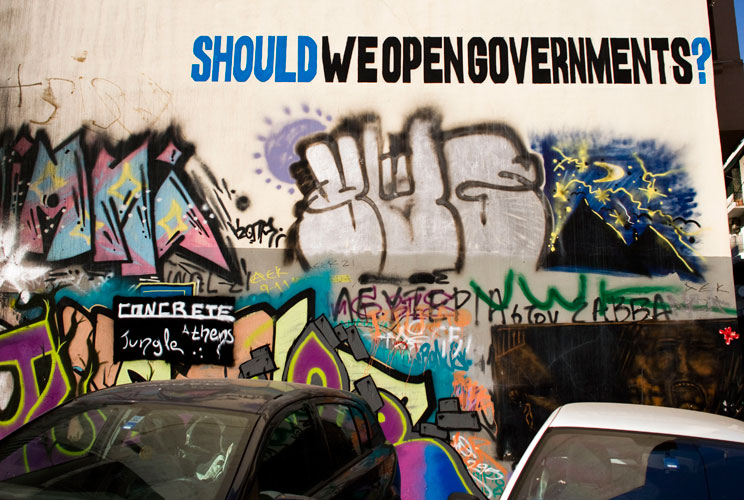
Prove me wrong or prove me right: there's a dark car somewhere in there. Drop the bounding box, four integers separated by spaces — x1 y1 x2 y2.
0 379 401 500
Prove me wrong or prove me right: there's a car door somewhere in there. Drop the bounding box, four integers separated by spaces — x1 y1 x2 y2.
310 399 394 500
251 403 334 499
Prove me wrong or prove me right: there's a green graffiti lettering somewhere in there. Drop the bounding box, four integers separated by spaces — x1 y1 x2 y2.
471 270 586 312
471 272 692 320
516 273 587 311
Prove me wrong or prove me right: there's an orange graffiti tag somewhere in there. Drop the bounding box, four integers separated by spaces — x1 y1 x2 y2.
452 371 494 424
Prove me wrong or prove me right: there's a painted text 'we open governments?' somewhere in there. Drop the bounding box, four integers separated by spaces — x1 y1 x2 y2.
190 35 713 85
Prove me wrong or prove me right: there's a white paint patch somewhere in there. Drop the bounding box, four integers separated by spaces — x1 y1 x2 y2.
0 226 49 293
0 370 14 412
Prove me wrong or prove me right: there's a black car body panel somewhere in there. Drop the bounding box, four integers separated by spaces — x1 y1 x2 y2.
0 379 400 500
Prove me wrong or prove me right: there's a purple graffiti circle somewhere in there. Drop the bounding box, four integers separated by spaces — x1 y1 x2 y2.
263 119 326 184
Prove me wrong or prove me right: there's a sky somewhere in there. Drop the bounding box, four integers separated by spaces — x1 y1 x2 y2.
737 0 744 58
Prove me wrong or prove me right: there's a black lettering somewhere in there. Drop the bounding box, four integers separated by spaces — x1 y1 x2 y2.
551 37 569 83
488 37 509 83
381 286 402 311
427 290 448 312
382 37 402 83
444 37 464 83
509 37 529 84
571 301 587 323
488 289 506 324
531 37 551 83
357 287 377 320
433 270 449 285
651 38 670 84
652 294 672 320
587 37 612 83
323 36 356 82
612 299 631 322
403 286 426 312
468 37 488 83
631 38 653 83
333 287 354 321
592 297 610 322
671 37 693 84
630 298 650 321
424 37 443 83
568 37 587 83
611 38 632 84
358 37 378 83
454 288 471 310
511 304 523 324
403 37 422 83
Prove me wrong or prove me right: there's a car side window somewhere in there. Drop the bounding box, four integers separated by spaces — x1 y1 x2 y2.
699 440 744 499
317 404 363 469
257 407 326 496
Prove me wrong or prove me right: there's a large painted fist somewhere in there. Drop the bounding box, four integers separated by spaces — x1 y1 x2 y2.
289 110 550 278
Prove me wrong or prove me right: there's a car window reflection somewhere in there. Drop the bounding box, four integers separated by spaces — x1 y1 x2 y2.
0 403 254 500
511 428 744 500
258 407 327 498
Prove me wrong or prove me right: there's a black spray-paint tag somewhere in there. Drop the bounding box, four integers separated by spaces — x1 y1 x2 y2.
113 296 235 366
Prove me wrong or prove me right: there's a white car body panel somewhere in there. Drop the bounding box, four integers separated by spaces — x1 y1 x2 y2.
499 403 744 499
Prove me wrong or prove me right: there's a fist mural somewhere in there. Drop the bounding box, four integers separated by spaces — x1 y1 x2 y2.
288 109 551 277
445 124 551 263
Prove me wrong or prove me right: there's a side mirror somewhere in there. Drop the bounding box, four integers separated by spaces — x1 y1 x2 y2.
448 492 480 500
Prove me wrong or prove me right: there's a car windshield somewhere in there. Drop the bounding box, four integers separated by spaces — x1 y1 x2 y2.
509 427 744 500
0 401 257 500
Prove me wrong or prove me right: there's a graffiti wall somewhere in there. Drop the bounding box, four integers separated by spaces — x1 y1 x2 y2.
0 1 739 499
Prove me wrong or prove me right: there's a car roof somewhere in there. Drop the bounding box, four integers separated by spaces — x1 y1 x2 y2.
548 402 744 444
72 378 363 416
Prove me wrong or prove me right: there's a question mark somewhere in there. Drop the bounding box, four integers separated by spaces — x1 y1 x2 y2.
691 37 711 84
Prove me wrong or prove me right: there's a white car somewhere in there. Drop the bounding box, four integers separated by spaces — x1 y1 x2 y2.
499 402 744 500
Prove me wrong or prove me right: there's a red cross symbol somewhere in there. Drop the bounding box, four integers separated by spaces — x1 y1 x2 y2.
719 327 739 345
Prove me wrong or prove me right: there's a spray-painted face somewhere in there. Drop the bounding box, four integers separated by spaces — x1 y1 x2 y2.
624 323 722 412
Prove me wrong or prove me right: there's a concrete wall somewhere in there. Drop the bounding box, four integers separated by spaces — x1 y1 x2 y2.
0 1 739 499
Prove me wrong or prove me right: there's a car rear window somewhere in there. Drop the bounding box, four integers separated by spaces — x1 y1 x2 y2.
509 427 744 500
0 402 257 500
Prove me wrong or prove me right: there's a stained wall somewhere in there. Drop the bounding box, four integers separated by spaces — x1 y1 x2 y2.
0 2 740 499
